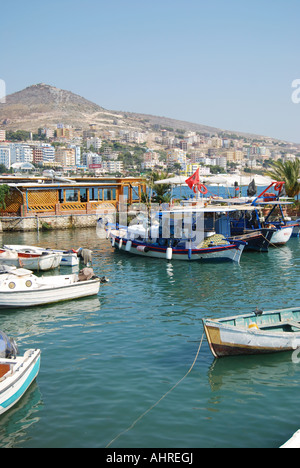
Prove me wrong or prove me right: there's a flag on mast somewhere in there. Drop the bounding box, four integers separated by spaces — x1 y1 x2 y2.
185 168 200 193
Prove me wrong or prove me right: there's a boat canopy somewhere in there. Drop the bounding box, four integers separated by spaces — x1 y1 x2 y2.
0 331 18 359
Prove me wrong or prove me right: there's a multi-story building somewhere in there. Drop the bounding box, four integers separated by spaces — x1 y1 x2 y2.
166 148 187 168
0 144 11 168
225 150 244 163
184 164 211 177
55 147 75 166
0 130 6 142
32 146 43 165
82 151 102 167
101 160 123 173
10 144 33 164
86 137 102 151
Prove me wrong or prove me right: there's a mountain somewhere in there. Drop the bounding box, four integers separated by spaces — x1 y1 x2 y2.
0 83 274 140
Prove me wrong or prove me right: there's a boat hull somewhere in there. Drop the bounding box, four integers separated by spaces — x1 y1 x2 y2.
3 245 78 267
269 226 293 245
0 250 61 271
0 349 41 415
229 229 274 252
0 278 100 308
111 236 244 263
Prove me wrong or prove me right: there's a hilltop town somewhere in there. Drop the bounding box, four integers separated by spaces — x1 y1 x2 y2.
0 83 299 178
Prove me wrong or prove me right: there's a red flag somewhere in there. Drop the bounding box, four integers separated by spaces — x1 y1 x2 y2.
186 168 200 193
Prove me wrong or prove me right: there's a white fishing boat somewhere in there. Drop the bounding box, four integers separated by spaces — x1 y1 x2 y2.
203 306 300 358
0 330 41 415
0 247 62 271
0 266 101 308
3 245 79 267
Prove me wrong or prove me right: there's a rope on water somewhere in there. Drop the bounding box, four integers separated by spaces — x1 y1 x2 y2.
106 332 205 448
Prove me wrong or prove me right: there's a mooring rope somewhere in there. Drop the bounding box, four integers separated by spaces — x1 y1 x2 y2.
106 332 205 448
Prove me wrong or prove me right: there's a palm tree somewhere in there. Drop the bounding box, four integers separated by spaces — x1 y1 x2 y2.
266 160 300 198
142 171 172 205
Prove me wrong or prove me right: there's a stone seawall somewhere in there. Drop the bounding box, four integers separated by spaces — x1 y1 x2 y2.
0 214 99 232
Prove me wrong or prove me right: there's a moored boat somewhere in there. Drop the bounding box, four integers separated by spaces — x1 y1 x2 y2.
0 247 62 271
3 245 79 267
0 331 41 415
107 207 246 263
228 228 275 252
203 306 300 358
0 266 101 308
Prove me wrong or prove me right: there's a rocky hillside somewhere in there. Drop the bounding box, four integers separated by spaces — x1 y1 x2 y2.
0 83 270 139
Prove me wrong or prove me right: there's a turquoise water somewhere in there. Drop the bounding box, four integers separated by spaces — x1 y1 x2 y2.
0 228 300 448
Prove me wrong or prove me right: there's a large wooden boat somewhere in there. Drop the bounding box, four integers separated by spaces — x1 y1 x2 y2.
107 207 246 263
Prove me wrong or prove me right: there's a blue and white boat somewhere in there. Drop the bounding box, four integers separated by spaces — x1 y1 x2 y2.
107 207 246 263
0 331 41 415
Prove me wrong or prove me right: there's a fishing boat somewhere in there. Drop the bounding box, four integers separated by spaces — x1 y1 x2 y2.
0 247 62 271
228 182 296 246
228 227 275 252
203 306 300 358
107 207 246 263
0 330 41 415
0 266 101 308
3 245 79 267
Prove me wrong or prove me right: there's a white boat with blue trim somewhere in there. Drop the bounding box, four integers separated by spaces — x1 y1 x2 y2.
0 331 41 415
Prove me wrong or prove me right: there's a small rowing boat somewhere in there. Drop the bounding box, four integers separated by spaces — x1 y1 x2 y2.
203 306 300 358
0 247 62 271
3 245 79 267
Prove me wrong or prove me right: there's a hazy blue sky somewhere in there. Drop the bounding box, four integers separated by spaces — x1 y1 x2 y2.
1 0 300 142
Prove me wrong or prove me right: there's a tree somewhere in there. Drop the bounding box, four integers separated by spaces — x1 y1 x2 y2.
0 184 10 210
142 171 172 205
266 160 300 198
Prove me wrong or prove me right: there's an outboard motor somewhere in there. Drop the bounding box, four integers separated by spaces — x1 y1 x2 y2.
0 331 18 359
77 248 93 266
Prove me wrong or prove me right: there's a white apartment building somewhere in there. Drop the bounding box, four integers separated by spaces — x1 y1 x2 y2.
42 144 55 163
86 137 102 151
68 145 81 166
101 160 123 173
0 144 11 168
10 143 33 164
82 151 102 167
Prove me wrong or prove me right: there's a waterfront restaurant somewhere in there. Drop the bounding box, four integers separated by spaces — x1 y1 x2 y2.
0 176 147 217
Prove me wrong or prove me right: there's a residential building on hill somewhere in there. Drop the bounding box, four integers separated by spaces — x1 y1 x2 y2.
0 144 11 168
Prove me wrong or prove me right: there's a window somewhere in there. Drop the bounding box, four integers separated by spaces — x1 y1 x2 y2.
65 189 78 202
80 188 88 203
99 188 116 201
58 189 64 203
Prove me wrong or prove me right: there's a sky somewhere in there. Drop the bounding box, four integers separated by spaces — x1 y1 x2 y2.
1 0 300 142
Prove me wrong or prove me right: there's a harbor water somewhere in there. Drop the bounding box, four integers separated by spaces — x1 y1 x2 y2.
0 227 300 448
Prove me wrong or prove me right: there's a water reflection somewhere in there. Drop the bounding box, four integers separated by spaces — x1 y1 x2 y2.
208 352 300 393
0 383 43 448
0 296 101 342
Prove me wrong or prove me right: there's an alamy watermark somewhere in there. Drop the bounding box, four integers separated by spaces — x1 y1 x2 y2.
0 79 6 104
95 195 204 244
291 79 300 104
